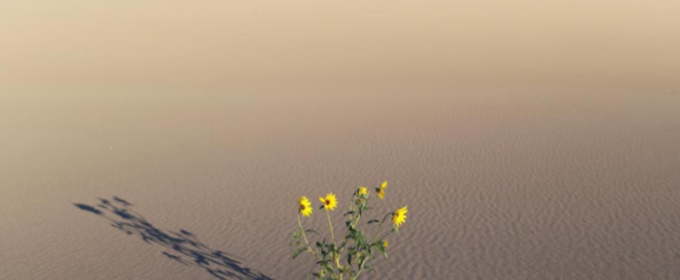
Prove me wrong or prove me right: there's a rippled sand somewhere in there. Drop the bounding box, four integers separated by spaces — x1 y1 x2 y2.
2 92 679 280
2 1 680 280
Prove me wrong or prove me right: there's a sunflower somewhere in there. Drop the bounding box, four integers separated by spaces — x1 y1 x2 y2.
297 196 313 217
383 240 389 249
358 187 368 196
376 181 387 200
393 206 408 228
319 193 338 211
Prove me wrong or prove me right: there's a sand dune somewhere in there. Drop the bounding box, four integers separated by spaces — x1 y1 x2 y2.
2 92 680 280
2 1 680 279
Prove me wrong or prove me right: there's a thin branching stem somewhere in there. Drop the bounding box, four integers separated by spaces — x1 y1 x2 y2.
298 214 322 261
326 209 337 246
372 212 393 242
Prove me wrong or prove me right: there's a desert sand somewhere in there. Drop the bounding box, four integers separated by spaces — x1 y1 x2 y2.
2 1 680 280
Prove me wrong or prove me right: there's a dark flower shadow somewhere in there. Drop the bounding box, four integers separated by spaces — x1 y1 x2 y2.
74 197 274 280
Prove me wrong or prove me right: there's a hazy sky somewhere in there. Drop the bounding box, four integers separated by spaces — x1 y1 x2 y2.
1 1 678 92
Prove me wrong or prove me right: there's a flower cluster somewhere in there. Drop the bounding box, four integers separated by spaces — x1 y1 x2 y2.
291 181 408 280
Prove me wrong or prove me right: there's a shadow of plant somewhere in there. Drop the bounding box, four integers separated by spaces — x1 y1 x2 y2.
74 196 274 280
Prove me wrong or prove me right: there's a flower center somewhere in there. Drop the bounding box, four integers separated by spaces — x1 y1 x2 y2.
300 205 305 211
325 200 330 205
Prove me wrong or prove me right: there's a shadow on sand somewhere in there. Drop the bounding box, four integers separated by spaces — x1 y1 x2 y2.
74 196 274 280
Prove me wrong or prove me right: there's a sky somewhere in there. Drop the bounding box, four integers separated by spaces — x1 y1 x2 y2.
1 1 678 93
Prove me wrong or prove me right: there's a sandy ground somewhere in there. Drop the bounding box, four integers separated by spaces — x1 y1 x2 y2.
2 1 680 280
2 91 680 280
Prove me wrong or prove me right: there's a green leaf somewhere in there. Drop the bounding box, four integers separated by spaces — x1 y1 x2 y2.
367 219 379 224
344 211 355 217
358 255 367 269
378 245 388 258
292 247 306 259
290 230 301 246
365 265 375 273
319 261 333 273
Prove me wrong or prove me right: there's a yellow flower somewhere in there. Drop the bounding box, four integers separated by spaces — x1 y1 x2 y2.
393 206 408 228
383 240 389 249
319 193 338 211
358 187 367 196
298 196 312 217
376 181 387 200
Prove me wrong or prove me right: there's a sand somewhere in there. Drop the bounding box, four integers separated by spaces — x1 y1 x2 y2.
2 1 680 280
2 92 680 280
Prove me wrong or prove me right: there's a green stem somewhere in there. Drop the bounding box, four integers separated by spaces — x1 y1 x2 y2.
377 229 395 243
372 213 393 242
298 214 321 260
372 223 382 242
326 209 337 246
324 209 341 279
339 198 363 257
355 268 364 279
351 202 362 227
297 215 310 245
